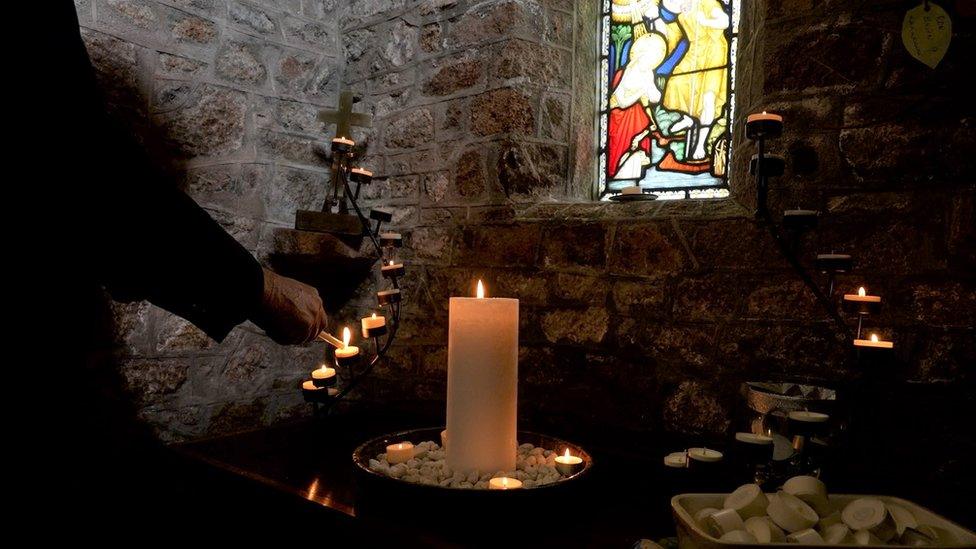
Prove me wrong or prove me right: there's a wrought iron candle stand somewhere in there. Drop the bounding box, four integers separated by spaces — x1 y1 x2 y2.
742 113 896 480
300 135 405 416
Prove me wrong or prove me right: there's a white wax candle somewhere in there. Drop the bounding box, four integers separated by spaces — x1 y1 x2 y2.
361 313 386 337
747 111 783 123
843 287 881 303
735 432 774 445
385 442 414 465
334 327 359 360
311 365 336 380
854 333 894 349
446 280 519 475
488 476 522 490
554 449 583 475
687 447 723 463
301 380 338 396
663 451 688 468
788 411 830 423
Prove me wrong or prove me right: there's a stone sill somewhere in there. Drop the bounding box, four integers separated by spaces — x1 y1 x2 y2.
516 198 751 222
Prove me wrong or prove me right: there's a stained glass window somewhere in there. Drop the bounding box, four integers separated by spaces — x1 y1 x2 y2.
599 0 739 199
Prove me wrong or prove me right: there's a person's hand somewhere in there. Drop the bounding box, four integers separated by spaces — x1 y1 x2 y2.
251 268 328 345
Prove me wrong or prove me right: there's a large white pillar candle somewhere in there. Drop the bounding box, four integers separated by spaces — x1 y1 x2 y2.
446 280 519 474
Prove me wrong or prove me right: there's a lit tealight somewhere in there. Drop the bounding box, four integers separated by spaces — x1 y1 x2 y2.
488 476 523 490
385 442 414 465
554 448 584 476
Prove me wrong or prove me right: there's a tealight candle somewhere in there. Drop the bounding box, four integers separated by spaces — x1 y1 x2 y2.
789 411 829 423
381 260 405 279
554 449 584 476
620 185 642 195
663 451 688 469
349 167 373 183
385 442 414 465
782 209 818 230
361 312 387 338
377 289 402 305
331 136 355 153
843 287 882 315
854 333 894 349
687 447 723 469
334 327 360 366
735 432 774 463
788 410 830 439
301 380 338 403
488 476 522 490
745 111 784 140
815 253 853 273
311 364 337 387
379 232 403 248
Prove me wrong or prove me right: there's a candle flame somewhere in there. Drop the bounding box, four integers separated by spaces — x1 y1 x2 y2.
761 110 767 115
858 287 866 296
564 449 571 459
767 429 772 437
319 364 328 373
476 279 485 299
389 260 394 266
342 327 351 348
371 312 377 319
502 477 508 487
870 333 879 342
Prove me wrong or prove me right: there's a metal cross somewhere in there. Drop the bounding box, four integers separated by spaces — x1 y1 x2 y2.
318 91 373 139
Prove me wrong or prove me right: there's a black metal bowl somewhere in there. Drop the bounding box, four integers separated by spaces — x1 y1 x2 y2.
352 427 592 496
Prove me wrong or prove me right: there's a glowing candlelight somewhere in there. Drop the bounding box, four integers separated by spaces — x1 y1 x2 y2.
854 332 894 349
334 326 360 364
385 442 414 465
476 279 485 299
488 476 522 490
554 448 584 476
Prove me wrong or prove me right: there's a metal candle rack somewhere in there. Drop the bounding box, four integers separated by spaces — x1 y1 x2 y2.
300 136 405 415
746 115 894 358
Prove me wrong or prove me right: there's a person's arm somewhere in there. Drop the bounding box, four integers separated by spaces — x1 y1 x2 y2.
53 1 324 343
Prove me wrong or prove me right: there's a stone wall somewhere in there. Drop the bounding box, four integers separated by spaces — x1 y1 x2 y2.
333 0 975 512
85 0 974 465
77 0 345 440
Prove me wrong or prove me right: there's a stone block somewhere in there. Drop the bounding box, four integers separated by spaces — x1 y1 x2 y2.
540 223 608 271
673 272 748 321
662 381 731 435
549 273 608 306
168 11 217 44
155 84 248 157
541 308 609 345
215 40 268 86
609 221 686 277
611 278 669 318
470 88 535 137
120 358 191 404
228 0 280 37
380 19 419 68
385 107 434 149
422 57 484 96
496 142 567 199
456 224 541 267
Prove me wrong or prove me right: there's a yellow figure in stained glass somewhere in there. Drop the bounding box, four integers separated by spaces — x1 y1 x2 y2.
661 0 729 161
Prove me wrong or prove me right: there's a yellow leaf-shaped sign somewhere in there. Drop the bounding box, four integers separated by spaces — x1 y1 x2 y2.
902 2 952 68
